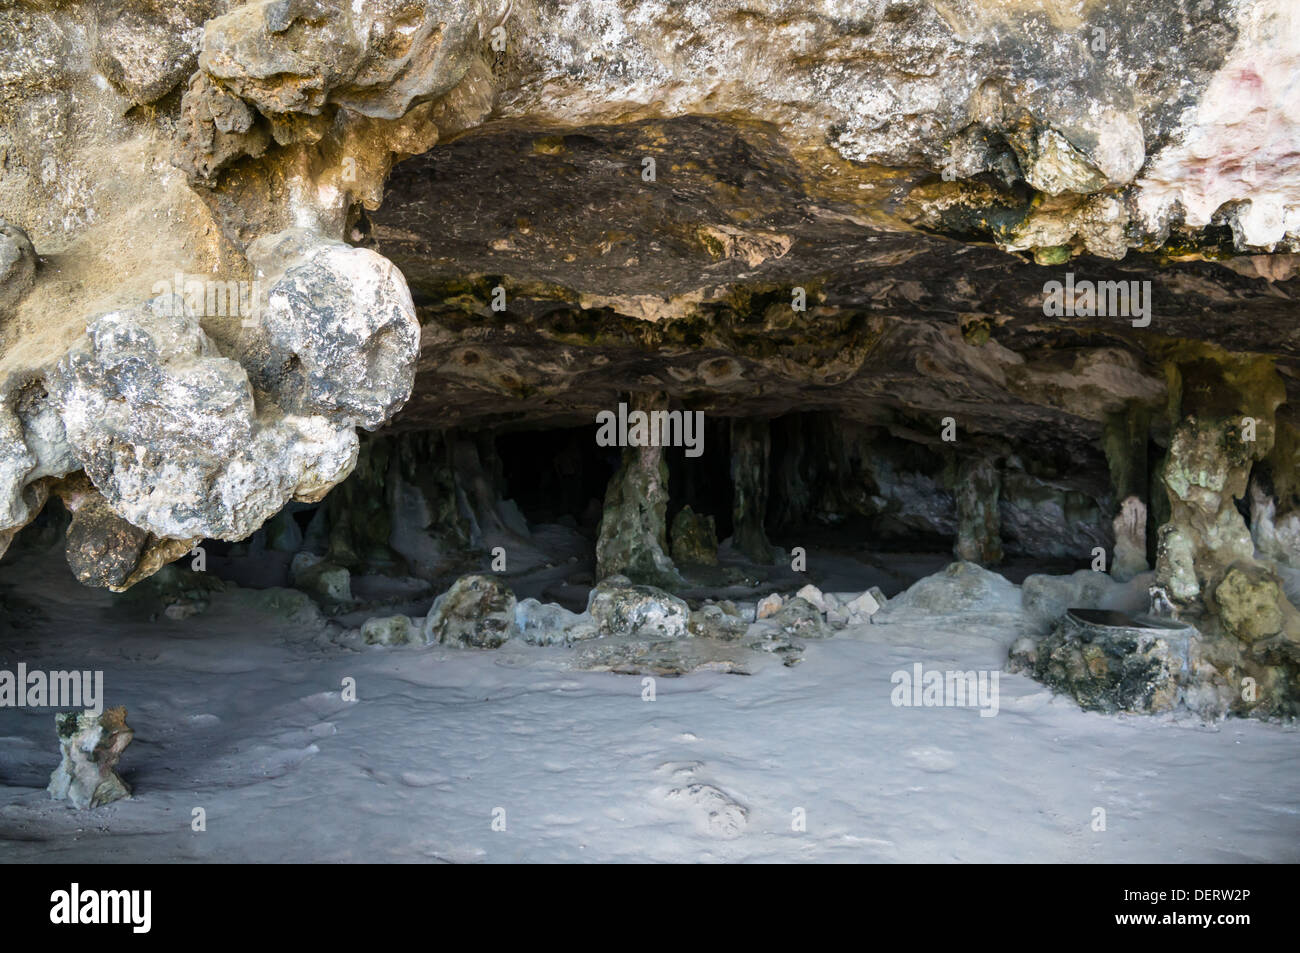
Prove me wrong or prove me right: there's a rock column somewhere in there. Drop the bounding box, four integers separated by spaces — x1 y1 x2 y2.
596 392 682 587
954 456 1003 565
1103 403 1150 580
730 417 775 563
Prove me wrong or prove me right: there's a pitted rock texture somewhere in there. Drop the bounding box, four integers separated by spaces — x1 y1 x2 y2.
49 295 360 541
242 228 421 430
47 707 134 810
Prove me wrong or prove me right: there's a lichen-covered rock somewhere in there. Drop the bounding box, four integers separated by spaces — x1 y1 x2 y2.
422 573 519 648
586 576 689 639
361 614 418 646
47 707 134 809
1011 610 1193 714
669 505 718 567
1213 564 1285 644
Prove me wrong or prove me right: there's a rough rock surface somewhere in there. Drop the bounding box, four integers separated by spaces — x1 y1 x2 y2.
874 561 1022 623
47 707 134 810
586 576 689 639
423 573 519 648
1010 611 1192 715
1 0 1300 719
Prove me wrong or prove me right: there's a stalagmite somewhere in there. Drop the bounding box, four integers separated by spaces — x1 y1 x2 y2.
1103 403 1151 580
595 393 682 587
953 457 1003 566
730 418 775 564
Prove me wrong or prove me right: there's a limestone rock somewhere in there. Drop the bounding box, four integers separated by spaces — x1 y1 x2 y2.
687 603 748 641
290 552 353 604
845 589 884 623
762 596 831 640
954 457 1003 566
423 574 518 648
49 296 360 543
755 593 782 620
241 229 421 431
1012 610 1193 714
594 394 681 589
586 576 689 639
0 219 36 314
1213 565 1285 644
361 614 419 646
795 584 827 612
875 562 1021 623
515 598 598 646
47 707 134 810
669 505 718 567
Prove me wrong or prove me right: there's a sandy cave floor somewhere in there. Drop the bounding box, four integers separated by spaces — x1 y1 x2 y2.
0 548 1298 864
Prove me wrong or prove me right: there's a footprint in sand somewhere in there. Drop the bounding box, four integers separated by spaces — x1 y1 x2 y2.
905 745 957 772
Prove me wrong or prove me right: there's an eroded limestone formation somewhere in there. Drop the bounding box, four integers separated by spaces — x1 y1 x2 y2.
48 707 134 810
2 1 1300 718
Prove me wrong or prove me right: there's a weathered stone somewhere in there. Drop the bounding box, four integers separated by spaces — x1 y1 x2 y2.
687 603 748 641
763 596 831 640
241 228 421 431
0 219 36 315
954 456 1003 566
755 593 782 620
1213 564 1285 644
361 614 419 646
670 505 718 567
289 552 352 604
1012 610 1193 714
50 296 360 543
875 561 1022 623
422 573 518 648
845 589 884 623
795 584 827 612
47 707 133 810
515 598 598 646
586 576 689 639
595 393 681 588
63 489 149 590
